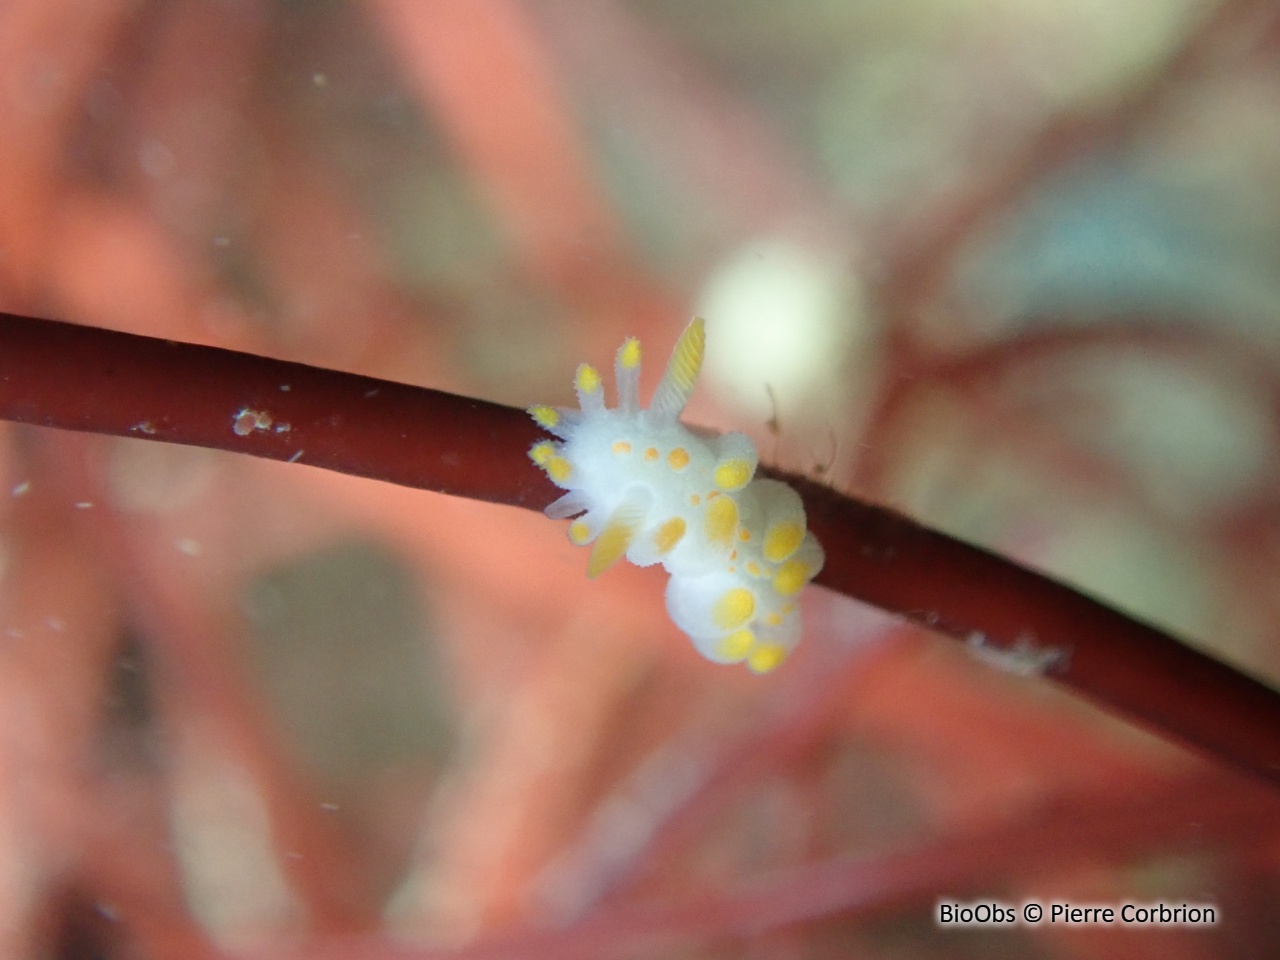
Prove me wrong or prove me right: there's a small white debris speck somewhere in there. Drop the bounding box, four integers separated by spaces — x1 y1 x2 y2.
95 901 119 922
74 502 93 509
132 421 158 435
213 236 230 248
320 802 339 811
967 632 1069 678
364 388 379 398
313 73 327 86
176 538 202 556
232 408 273 436
279 384 291 392
46 617 66 632
138 139 173 178
11 482 30 497
274 422 291 433
288 450 304 463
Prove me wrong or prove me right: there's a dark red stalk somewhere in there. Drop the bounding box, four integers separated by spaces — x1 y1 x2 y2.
0 311 552 509
2 311 1279 790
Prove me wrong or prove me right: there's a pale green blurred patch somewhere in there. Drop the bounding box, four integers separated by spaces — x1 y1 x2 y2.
810 0 1201 215
887 377 1269 668
1035 351 1274 520
240 540 453 899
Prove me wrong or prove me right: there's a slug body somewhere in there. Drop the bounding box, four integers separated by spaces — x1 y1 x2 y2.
528 318 824 674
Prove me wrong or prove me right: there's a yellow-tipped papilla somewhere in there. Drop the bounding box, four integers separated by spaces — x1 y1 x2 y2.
529 441 555 467
528 404 560 430
546 455 573 485
575 363 605 414
615 337 642 412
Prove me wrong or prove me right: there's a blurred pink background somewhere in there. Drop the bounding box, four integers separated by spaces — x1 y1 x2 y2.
1 1 1279 956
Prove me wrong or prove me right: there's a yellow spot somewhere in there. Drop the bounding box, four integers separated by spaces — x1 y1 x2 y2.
705 495 739 549
529 442 554 466
689 493 701 506
713 587 755 631
730 550 738 560
644 447 659 461
716 629 755 662
653 516 686 553
747 643 787 674
576 364 602 394
728 566 735 573
713 458 752 492
773 560 811 597
707 490 720 499
745 561 762 577
568 521 592 545
765 613 782 626
739 529 751 542
587 516 637 578
612 440 632 456
528 405 559 429
782 602 796 614
546 456 572 484
667 447 690 470
618 337 641 369
764 521 805 563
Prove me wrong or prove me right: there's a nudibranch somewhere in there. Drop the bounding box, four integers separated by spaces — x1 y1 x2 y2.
527 318 824 673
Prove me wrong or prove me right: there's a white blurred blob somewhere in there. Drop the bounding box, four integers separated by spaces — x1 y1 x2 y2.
967 632 1069 678
696 239 865 422
138 138 175 179
109 437 215 514
169 740 301 947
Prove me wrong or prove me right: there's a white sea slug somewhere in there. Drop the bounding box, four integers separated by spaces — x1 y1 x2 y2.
527 319 824 674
